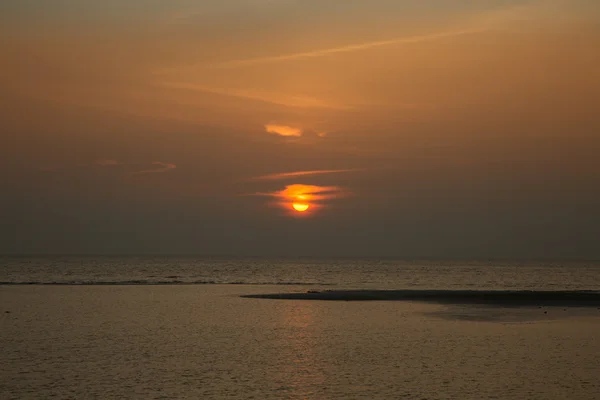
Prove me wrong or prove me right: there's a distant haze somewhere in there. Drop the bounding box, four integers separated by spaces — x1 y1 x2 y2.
1 0 599 258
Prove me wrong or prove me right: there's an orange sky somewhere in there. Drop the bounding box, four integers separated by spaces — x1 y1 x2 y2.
1 0 599 257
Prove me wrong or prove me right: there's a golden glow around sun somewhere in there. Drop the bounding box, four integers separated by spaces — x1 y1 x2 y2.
292 202 310 212
258 184 345 216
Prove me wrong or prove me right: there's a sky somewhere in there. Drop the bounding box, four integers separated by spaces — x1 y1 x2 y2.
1 0 599 258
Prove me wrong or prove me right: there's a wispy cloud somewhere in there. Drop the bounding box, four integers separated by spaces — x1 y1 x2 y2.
207 27 485 68
41 159 123 172
266 184 345 201
131 162 177 175
255 184 347 215
41 160 176 176
96 159 121 166
250 169 360 181
265 123 303 137
164 2 554 71
159 82 353 110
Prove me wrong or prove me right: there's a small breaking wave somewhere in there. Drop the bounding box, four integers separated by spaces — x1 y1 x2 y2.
241 289 600 307
0 280 333 286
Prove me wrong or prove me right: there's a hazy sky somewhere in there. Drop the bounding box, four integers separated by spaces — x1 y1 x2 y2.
1 0 599 258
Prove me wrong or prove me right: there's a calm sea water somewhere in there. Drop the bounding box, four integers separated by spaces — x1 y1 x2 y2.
2 257 600 399
2 256 600 289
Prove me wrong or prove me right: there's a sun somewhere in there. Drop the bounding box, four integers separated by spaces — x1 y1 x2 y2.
292 203 310 212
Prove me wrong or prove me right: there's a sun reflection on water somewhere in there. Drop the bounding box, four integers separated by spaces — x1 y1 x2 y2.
276 301 326 396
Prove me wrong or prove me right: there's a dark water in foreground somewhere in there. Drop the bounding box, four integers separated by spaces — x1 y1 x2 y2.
1 257 600 399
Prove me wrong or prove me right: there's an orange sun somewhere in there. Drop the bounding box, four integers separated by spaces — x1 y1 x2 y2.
292 203 310 212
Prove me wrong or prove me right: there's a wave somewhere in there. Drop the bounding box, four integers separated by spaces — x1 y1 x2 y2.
241 290 600 307
0 280 332 286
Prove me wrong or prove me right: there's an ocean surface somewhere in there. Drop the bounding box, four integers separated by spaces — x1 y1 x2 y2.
2 257 600 399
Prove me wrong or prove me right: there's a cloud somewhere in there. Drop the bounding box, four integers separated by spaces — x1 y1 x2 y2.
250 169 360 181
265 123 303 137
207 28 485 68
96 159 121 166
273 184 345 201
263 124 332 145
41 160 177 176
158 82 353 110
253 184 348 202
255 184 347 214
131 161 177 175
163 2 559 71
41 159 123 172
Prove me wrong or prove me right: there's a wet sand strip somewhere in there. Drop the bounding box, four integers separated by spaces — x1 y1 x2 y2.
241 290 600 307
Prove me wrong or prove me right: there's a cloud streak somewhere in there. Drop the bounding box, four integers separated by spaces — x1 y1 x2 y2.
41 159 123 172
255 184 347 215
251 169 361 181
159 82 353 110
265 124 303 137
131 162 177 175
208 27 486 68
41 160 177 176
269 184 345 201
162 2 554 71
96 159 121 167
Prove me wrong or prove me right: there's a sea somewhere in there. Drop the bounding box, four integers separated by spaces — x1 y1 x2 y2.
1 256 600 399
